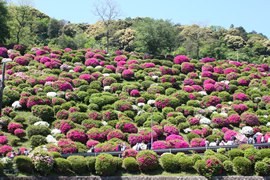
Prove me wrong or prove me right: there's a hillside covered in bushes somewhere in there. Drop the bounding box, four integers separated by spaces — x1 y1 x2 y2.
0 44 270 177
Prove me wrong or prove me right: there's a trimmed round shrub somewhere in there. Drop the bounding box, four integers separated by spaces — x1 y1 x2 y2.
233 157 251 175
50 151 61 158
67 155 87 174
240 112 259 126
30 135 47 147
179 156 193 171
66 128 86 143
223 160 233 172
95 153 116 176
136 150 159 172
53 158 71 173
85 156 96 172
14 155 34 173
58 139 77 154
26 125 50 138
123 157 138 172
31 105 54 121
160 153 178 172
255 161 268 175
257 149 270 160
113 157 123 170
228 149 244 160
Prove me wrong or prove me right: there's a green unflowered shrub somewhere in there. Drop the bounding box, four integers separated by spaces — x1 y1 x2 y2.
113 157 123 171
54 158 72 173
223 160 233 172
67 155 87 174
254 161 268 175
123 157 138 172
194 160 207 176
256 149 270 160
191 154 202 164
14 155 34 173
233 157 251 175
30 135 47 147
85 156 96 172
31 105 54 121
50 151 61 158
160 153 178 172
228 149 244 160
179 156 193 171
95 153 116 176
0 161 3 175
26 125 50 138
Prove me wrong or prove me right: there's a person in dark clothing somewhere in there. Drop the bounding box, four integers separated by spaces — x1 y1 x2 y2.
118 143 122 151
90 145 95 153
216 138 220 146
147 142 151 150
17 148 21 155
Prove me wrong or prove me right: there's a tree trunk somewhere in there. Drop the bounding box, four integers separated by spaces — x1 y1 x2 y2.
196 45 199 60
106 30 109 53
16 30 20 45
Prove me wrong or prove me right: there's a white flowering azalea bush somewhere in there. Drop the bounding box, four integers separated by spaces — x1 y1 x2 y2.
34 121 49 127
46 92 57 98
11 101 22 110
46 135 57 144
240 126 253 136
51 129 61 136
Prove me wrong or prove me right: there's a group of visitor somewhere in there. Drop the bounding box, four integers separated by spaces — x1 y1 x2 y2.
10 146 33 157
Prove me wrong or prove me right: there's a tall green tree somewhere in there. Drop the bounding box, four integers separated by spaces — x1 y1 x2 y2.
47 18 63 39
133 17 179 54
180 24 213 60
7 0 34 44
0 0 10 44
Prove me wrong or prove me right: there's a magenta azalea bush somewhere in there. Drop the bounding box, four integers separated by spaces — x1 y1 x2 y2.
136 150 159 171
57 138 77 154
122 149 138 158
67 129 86 143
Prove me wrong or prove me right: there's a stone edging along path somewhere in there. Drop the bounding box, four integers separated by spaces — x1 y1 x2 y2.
1 176 270 180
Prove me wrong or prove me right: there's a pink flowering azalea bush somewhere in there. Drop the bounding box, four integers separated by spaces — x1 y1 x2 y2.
202 127 212 137
188 117 200 125
232 104 248 114
46 144 61 152
7 122 22 134
107 129 125 140
130 89 140 97
167 139 189 148
229 114 241 126
212 115 230 127
140 129 158 143
240 112 259 126
116 121 138 133
0 136 8 144
233 93 249 101
152 141 170 149
136 150 159 171
86 140 99 149
224 130 238 141
181 62 194 74
58 138 77 154
14 129 26 138
128 134 143 145
0 145 12 156
54 120 75 134
174 55 190 64
164 125 179 136
122 149 138 158
122 69 134 80
67 129 86 143
190 138 206 147
114 100 133 111
165 134 184 142
87 128 105 142
201 96 221 107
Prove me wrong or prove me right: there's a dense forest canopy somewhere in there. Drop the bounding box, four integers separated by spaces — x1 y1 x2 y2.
0 0 270 64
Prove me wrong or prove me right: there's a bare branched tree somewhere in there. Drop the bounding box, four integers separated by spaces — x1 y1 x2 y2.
93 0 122 53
